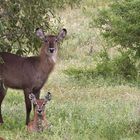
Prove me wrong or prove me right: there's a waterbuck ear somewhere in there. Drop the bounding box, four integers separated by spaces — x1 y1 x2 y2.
36 28 45 40
45 92 52 102
29 93 37 104
57 28 67 41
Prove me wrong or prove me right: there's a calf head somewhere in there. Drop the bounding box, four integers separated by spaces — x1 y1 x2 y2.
29 92 51 116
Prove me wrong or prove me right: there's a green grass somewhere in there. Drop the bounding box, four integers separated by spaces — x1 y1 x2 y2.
1 0 140 140
0 85 140 140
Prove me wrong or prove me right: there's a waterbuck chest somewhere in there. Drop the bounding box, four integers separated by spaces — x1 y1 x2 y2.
32 72 48 90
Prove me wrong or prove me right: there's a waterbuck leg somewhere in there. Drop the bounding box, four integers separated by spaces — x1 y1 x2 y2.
0 81 7 124
33 89 40 99
24 90 32 125
33 89 40 110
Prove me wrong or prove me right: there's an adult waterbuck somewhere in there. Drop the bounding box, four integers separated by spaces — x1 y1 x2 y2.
0 28 67 125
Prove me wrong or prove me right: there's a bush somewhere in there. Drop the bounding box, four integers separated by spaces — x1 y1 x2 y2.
95 0 140 52
64 50 139 85
92 0 140 81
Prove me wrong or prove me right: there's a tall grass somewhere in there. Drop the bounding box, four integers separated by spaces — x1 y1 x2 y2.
1 85 140 139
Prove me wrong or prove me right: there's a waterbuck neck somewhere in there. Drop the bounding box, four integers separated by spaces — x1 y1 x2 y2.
33 113 44 132
39 46 56 73
37 116 43 132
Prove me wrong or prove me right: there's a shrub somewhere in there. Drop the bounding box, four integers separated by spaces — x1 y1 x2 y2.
92 0 140 81
0 0 80 55
64 50 139 85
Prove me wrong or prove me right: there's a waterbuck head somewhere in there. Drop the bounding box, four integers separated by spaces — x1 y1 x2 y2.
36 28 67 59
29 92 51 116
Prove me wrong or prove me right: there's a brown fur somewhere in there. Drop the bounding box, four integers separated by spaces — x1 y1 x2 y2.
27 99 48 132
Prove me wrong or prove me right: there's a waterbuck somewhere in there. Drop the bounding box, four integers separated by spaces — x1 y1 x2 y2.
0 28 67 125
27 92 51 132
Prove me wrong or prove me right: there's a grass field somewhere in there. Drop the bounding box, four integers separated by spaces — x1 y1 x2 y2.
0 0 140 140
0 66 140 140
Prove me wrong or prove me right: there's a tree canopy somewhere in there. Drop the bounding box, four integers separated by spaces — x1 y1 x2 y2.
0 0 80 55
95 0 140 58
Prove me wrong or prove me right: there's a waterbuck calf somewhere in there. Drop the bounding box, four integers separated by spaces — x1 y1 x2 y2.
0 28 67 125
27 92 51 132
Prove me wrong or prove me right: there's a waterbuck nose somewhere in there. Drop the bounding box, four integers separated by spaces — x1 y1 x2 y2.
49 48 55 53
38 109 42 114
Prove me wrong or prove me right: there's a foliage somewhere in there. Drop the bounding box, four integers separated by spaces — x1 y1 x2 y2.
64 50 139 85
94 0 140 54
0 0 80 55
92 0 140 81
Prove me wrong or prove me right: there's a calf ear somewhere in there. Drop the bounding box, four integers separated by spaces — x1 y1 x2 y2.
45 92 52 102
57 28 67 41
29 93 37 104
36 28 45 40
